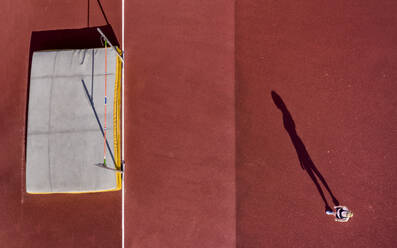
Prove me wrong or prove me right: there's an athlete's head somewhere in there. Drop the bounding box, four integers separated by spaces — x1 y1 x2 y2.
341 211 353 219
346 211 353 218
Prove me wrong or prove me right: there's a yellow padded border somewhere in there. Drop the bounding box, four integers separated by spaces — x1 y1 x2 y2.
113 47 123 190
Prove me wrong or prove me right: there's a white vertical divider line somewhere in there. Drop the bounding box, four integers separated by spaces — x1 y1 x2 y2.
121 0 125 247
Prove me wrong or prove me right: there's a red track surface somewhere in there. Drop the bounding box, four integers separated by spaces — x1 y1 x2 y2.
124 1 235 247
1 0 397 248
236 1 397 247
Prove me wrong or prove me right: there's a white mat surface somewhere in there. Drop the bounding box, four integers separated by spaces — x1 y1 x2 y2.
26 48 119 193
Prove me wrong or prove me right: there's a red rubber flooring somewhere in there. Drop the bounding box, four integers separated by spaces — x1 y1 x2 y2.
236 1 397 247
1 1 396 248
123 1 235 247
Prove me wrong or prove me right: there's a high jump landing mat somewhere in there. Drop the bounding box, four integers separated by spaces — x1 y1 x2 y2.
26 47 122 194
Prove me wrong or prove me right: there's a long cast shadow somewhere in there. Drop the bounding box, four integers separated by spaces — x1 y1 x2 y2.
271 91 340 212
87 0 111 27
96 0 110 25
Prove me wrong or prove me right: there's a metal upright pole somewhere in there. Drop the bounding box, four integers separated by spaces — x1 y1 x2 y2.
97 27 124 63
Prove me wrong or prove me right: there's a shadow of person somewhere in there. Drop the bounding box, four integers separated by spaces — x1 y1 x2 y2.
271 91 340 213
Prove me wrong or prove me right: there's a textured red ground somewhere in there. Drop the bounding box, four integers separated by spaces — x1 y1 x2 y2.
0 1 122 247
236 1 397 247
2 0 397 247
124 1 235 247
